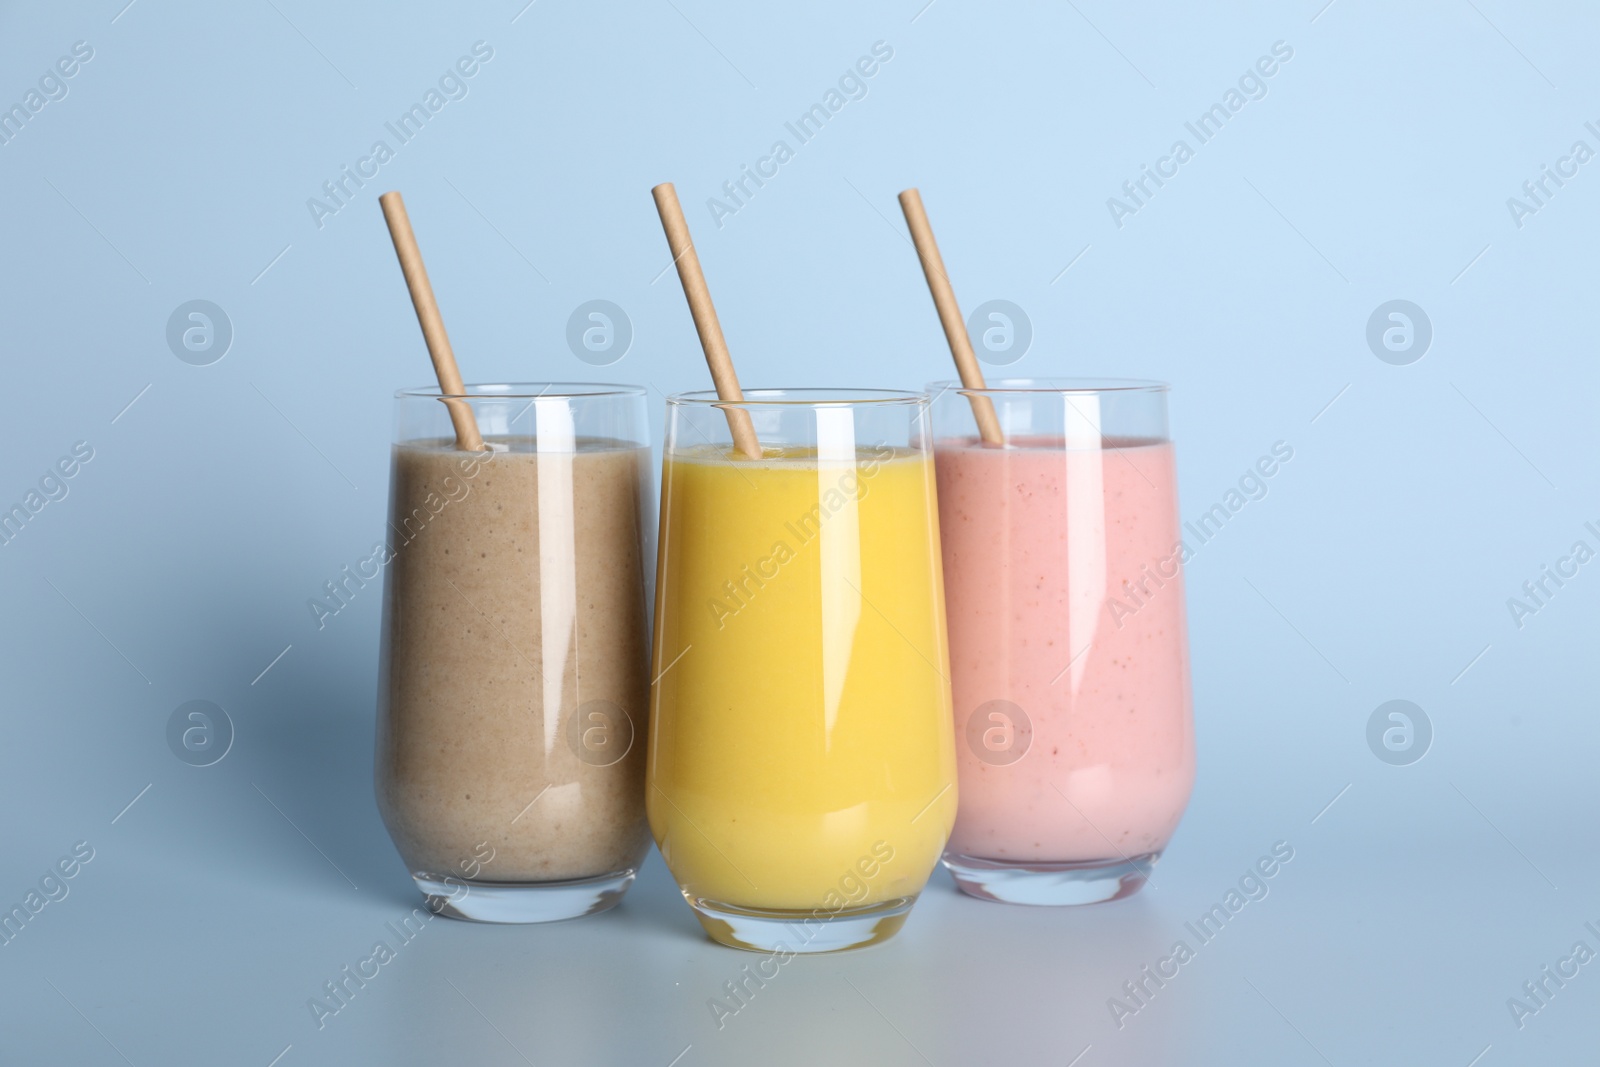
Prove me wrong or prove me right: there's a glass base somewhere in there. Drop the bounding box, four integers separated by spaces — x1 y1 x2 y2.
943 851 1160 906
687 894 917 954
414 869 636 923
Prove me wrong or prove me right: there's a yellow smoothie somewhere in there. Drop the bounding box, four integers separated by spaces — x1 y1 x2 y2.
647 444 958 915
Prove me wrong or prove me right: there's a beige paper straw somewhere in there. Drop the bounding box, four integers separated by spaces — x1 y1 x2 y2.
379 190 484 452
651 182 762 460
898 188 1004 446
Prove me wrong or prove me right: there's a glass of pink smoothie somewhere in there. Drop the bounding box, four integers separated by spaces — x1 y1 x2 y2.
930 379 1194 905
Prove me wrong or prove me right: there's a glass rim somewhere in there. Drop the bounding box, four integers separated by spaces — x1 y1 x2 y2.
395 382 647 400
667 387 927 408
926 377 1169 396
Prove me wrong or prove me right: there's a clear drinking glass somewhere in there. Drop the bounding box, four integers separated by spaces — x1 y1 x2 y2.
375 383 654 922
648 389 958 952
929 379 1195 905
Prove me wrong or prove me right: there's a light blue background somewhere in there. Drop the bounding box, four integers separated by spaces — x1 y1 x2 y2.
1 0 1595 1063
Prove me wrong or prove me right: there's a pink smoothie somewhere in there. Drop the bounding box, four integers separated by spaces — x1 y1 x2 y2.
934 435 1194 864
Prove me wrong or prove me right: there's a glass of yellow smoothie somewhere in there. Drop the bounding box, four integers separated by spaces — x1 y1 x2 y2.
648 388 958 953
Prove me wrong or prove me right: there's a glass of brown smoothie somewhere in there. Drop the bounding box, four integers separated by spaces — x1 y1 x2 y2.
376 383 654 922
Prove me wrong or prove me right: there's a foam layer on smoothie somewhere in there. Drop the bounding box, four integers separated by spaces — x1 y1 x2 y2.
376 436 653 882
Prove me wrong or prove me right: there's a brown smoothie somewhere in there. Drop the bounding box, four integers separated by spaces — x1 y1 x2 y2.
375 436 652 883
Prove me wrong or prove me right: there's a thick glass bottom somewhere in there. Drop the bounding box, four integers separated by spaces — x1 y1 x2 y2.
414 869 636 923
687 894 917 953
943 851 1160 906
